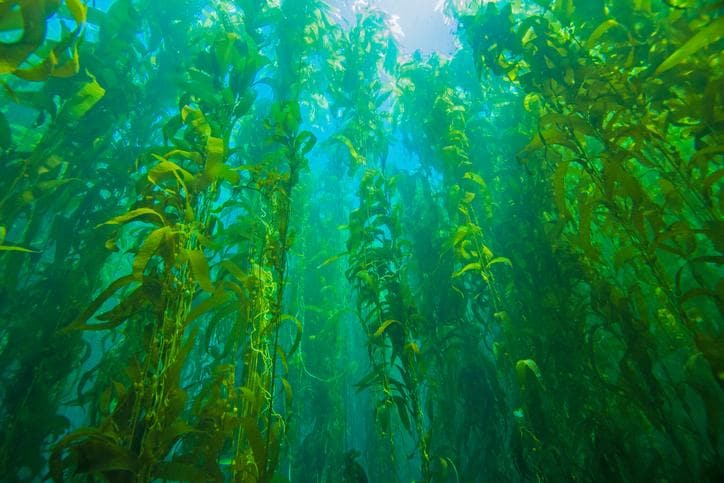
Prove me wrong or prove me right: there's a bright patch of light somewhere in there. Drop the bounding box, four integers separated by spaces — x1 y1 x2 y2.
352 0 371 13
385 14 406 40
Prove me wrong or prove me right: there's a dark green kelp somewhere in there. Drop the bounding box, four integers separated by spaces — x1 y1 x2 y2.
0 1 721 482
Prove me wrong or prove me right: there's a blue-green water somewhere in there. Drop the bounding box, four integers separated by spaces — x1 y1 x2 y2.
0 1 722 481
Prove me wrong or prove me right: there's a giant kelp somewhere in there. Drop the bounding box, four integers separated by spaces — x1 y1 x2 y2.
0 0 722 482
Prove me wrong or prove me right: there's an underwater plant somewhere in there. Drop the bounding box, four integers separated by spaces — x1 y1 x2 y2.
0 0 721 482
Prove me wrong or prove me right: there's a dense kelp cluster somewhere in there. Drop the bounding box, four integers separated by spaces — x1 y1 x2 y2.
0 0 721 481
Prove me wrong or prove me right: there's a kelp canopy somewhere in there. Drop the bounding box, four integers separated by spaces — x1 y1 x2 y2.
0 0 722 481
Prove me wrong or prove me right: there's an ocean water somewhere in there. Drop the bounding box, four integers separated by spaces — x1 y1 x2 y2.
0 1 722 482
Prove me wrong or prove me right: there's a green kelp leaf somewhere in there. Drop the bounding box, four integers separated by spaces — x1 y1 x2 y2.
613 246 638 271
185 288 231 327
66 0 89 25
553 0 574 17
516 359 544 389
0 112 11 149
50 428 137 481
452 262 482 278
356 269 377 290
649 220 695 256
521 127 573 155
586 19 625 49
373 319 400 338
523 92 542 112
1 80 18 102
239 386 258 408
487 256 512 269
463 171 487 187
295 130 317 156
220 259 247 283
276 346 289 373
51 42 80 78
0 244 39 253
132 227 174 280
281 377 293 406
655 17 724 75
241 417 266 474
690 145 724 172
183 248 214 292
98 207 166 228
316 252 346 269
65 275 138 331
94 286 151 330
0 1 47 74
281 314 303 357
449 224 478 248
0 5 23 31
634 0 652 12
393 396 412 433
148 155 196 187
355 368 383 392
181 104 211 137
12 51 55 83
702 169 724 201
164 149 203 164
204 136 239 185
333 134 366 166
63 70 105 119
404 342 420 354
0 227 40 252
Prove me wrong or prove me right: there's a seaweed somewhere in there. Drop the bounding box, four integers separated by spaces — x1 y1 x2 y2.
0 1 721 482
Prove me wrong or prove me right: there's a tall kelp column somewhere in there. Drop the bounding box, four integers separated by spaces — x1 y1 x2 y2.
1 0 315 480
438 0 723 480
0 0 722 482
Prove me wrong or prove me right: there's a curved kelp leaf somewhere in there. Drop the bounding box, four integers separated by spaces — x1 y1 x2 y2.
516 359 545 390
281 377 293 406
182 248 214 292
205 136 239 184
316 252 347 269
62 71 105 119
66 0 89 25
373 319 400 337
50 428 137 482
149 155 196 188
452 262 482 278
185 288 232 327
295 130 317 156
132 227 175 279
655 17 724 75
487 256 512 269
586 19 626 49
0 244 39 253
97 207 166 228
0 1 47 74
64 275 137 331
281 314 303 357
393 395 412 433
333 134 366 167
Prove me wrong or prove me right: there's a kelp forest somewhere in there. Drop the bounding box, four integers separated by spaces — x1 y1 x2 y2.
0 0 722 481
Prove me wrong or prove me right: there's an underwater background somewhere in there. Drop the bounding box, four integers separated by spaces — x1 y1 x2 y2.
0 0 722 481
